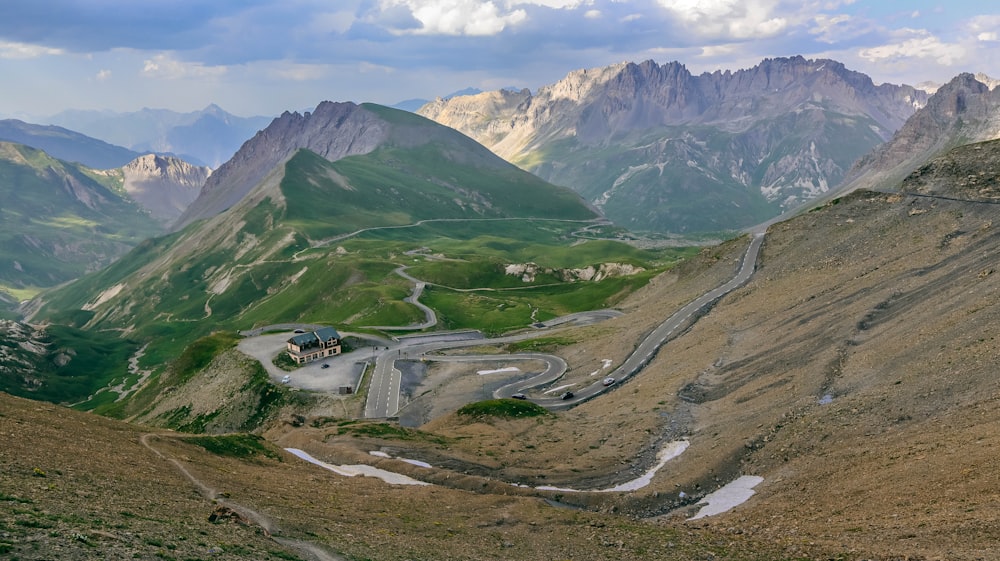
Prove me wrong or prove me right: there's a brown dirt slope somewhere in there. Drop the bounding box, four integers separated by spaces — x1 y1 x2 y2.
1 392 791 560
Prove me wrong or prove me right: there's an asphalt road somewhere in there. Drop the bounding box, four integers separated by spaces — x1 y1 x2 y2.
245 232 765 418
541 231 765 409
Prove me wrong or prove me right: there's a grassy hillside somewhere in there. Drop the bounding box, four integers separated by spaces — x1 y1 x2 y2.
28 140 685 409
0 142 161 305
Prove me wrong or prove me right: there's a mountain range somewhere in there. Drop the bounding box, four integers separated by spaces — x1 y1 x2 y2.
43 104 273 168
840 72 1000 194
5 135 1000 559
419 56 930 233
5 53 1000 561
0 118 145 169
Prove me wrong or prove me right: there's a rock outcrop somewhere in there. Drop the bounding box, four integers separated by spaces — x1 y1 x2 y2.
120 154 211 224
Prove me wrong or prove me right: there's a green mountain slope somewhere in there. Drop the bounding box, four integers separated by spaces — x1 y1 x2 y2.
0 142 162 306
28 119 684 411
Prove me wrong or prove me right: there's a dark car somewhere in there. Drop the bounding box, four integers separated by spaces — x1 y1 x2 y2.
321 363 330 369
560 391 574 400
510 393 527 400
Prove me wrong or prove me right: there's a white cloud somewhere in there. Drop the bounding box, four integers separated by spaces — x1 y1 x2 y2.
96 69 112 81
968 14 1000 42
0 41 64 59
584 9 601 19
510 0 588 7
378 0 528 36
656 0 788 39
858 29 965 66
809 13 852 43
141 54 227 80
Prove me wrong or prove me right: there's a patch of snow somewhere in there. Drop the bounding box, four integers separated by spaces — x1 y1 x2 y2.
369 451 391 458
535 441 690 493
688 475 764 520
477 366 520 375
598 441 690 492
286 448 430 486
401 458 432 468
818 394 834 405
602 359 612 368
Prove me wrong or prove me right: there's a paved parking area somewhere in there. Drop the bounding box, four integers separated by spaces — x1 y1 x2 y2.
236 331 387 393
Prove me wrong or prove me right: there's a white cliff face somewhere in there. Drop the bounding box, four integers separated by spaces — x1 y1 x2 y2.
120 154 211 224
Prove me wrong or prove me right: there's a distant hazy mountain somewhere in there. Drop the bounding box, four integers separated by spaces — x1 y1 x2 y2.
0 142 162 298
45 104 273 168
839 73 1000 194
0 119 143 169
392 87 489 112
419 57 930 233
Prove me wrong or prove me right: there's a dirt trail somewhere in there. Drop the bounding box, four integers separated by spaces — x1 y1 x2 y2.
140 433 345 561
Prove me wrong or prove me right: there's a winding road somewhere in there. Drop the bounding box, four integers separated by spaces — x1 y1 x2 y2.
362 230 766 417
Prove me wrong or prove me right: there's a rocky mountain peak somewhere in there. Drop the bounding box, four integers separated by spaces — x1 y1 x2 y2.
120 154 211 224
419 56 930 232
172 101 390 229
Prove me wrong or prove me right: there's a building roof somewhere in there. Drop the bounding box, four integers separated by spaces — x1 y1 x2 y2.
288 327 341 347
315 327 340 341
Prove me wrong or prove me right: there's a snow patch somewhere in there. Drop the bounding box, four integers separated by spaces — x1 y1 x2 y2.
536 441 689 493
688 475 764 520
286 448 430 486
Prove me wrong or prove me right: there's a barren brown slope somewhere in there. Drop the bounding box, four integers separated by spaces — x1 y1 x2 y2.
1 392 794 560
307 164 1000 557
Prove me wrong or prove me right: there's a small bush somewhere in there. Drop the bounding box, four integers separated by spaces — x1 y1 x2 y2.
184 434 282 462
457 399 549 419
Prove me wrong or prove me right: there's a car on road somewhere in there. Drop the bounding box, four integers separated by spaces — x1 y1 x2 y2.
602 377 616 386
510 393 527 400
293 329 305 334
560 391 574 400
281 375 291 384
321 363 330 369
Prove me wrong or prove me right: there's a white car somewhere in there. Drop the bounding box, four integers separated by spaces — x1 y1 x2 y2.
281 375 291 384
602 377 616 386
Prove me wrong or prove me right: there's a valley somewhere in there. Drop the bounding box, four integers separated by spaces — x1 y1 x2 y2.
2 58 1000 561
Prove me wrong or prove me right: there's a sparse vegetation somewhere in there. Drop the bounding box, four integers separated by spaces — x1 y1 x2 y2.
456 399 550 419
183 434 282 461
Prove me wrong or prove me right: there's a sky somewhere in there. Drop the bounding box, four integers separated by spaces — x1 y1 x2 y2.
0 1 997 119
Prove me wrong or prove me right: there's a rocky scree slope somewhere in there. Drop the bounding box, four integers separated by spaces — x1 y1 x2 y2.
419 56 928 233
